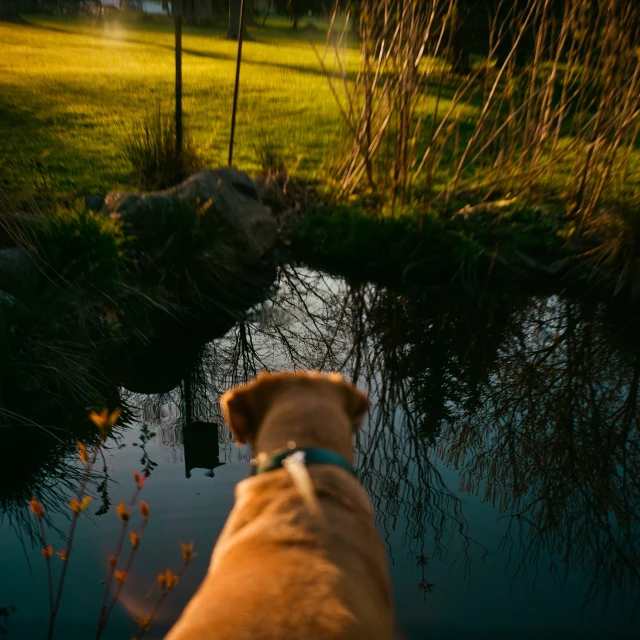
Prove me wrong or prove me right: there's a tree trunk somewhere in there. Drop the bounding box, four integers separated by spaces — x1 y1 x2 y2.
227 0 248 39
0 0 19 21
197 0 213 25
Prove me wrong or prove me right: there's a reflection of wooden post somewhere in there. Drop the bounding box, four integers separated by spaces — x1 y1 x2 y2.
175 1 183 159
183 422 225 478
228 0 245 166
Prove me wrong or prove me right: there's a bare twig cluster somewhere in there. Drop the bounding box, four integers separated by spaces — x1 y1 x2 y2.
319 0 640 222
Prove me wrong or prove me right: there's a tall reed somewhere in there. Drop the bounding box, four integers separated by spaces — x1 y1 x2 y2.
319 0 640 226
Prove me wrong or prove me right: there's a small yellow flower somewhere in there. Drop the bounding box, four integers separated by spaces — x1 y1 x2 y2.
69 496 92 515
129 531 140 549
114 570 127 585
57 549 68 562
139 501 150 521
89 407 122 438
30 497 44 519
42 545 53 559
77 441 88 464
179 541 195 564
116 500 130 522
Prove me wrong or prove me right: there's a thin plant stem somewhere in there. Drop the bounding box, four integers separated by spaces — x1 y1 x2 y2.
97 482 144 635
132 562 191 640
47 443 101 640
100 520 149 630
36 519 54 615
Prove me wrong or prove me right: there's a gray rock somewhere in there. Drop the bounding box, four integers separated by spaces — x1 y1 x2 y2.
0 248 39 301
103 168 278 263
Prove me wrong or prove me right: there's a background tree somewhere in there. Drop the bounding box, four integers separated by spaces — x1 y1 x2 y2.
0 0 19 21
274 0 319 29
228 0 249 39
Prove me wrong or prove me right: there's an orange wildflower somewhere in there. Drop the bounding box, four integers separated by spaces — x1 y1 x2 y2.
157 572 166 590
129 531 140 549
157 568 179 592
133 471 146 488
179 541 195 564
76 440 88 464
57 549 68 562
139 501 150 521
89 407 122 438
29 497 44 519
114 570 127 585
116 500 130 522
134 616 151 632
69 496 92 515
108 555 117 568
42 545 53 559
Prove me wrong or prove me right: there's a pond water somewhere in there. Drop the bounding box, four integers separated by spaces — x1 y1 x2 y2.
1 266 640 639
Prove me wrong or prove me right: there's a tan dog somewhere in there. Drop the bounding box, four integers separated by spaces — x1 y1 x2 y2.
165 371 395 640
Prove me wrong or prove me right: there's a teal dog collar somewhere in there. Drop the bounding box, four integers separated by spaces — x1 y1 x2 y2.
250 447 356 477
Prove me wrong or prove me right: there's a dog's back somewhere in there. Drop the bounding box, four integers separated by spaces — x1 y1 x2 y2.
165 372 395 640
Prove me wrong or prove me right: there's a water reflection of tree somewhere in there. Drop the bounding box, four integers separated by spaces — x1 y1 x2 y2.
222 269 480 585
127 266 477 590
0 408 113 548
438 297 640 606
113 264 640 612
264 273 640 610
347 285 522 586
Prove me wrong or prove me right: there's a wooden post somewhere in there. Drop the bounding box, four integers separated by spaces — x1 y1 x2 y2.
228 0 246 166
175 5 183 159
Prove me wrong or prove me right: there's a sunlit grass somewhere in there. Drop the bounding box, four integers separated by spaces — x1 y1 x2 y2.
0 15 361 202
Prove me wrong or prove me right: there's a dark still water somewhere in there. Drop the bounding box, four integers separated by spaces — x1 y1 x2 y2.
1 266 640 639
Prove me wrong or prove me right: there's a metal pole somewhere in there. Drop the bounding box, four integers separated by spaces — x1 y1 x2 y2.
175 11 183 159
228 0 245 166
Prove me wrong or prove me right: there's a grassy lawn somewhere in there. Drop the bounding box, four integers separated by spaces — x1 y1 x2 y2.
0 15 362 203
2 13 640 300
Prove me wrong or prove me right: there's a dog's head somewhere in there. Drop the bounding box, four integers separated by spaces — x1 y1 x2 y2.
219 371 369 446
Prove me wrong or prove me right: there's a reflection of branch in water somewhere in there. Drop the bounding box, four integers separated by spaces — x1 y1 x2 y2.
343 286 501 587
438 297 640 609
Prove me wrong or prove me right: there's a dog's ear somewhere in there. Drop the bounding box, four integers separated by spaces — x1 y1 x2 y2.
220 384 257 444
220 372 278 444
330 373 369 431
345 385 369 431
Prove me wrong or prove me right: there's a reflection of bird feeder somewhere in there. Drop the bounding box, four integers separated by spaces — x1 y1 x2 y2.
182 421 225 479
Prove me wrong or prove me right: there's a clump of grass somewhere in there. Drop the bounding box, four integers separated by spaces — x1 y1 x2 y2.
125 105 204 192
254 135 287 175
253 135 291 212
27 207 128 288
319 0 640 220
